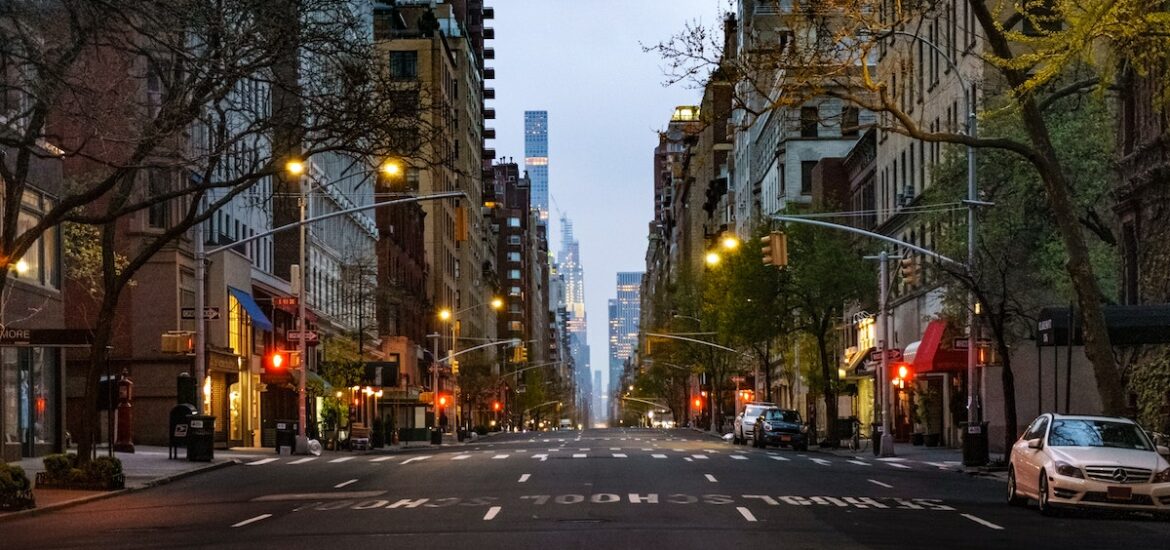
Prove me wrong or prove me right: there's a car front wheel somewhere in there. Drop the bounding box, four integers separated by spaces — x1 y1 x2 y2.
1037 472 1058 516
1007 466 1027 507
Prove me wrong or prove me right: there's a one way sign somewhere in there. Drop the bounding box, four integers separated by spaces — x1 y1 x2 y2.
181 307 221 320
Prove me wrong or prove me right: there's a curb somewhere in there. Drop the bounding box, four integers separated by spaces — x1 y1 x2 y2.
0 460 237 524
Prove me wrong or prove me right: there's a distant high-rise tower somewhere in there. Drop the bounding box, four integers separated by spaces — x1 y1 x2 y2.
609 272 642 396
558 214 589 419
525 111 549 221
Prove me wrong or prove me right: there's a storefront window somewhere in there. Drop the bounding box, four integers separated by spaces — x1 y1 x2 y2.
229 381 242 441
2 349 17 446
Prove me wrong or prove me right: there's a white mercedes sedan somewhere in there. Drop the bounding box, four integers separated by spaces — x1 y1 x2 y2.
1008 413 1170 517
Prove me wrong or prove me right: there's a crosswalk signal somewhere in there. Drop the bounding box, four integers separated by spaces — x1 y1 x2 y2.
760 231 788 267
892 361 913 388
900 256 919 286
265 350 290 372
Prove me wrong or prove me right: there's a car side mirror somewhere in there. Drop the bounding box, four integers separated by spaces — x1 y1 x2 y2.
1157 445 1169 456
1027 439 1043 450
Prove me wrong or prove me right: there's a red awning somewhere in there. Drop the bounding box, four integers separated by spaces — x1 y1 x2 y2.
911 320 967 374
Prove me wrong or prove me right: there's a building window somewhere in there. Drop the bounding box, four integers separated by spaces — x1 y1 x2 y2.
508 217 521 228
509 235 521 245
147 169 171 228
509 286 521 296
389 51 418 79
508 269 521 280
509 321 523 332
507 252 521 263
800 161 817 194
841 107 859 137
800 106 818 138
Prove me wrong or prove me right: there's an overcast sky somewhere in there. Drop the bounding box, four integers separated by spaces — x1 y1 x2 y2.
491 0 727 391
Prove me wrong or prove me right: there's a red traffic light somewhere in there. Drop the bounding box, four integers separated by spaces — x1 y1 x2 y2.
266 351 290 371
891 362 913 388
692 397 703 410
438 395 449 407
492 401 502 411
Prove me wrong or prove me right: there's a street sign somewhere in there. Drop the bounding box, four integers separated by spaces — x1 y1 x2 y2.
730 376 745 383
953 338 992 350
287 330 319 345
181 307 220 320
868 348 902 362
273 296 298 308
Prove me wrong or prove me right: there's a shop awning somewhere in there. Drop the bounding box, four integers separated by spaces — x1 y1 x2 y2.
907 320 966 374
845 346 874 377
228 286 274 332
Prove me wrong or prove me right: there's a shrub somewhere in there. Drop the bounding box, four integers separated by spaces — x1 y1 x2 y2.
0 463 31 493
474 425 488 436
85 456 123 483
42 453 77 481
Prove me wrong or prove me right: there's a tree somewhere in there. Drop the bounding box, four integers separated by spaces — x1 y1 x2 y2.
648 0 1170 415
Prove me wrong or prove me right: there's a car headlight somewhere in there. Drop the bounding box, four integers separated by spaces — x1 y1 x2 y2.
1054 461 1084 479
762 422 773 431
1153 467 1170 483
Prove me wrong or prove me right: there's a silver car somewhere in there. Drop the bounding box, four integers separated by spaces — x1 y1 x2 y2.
733 402 777 445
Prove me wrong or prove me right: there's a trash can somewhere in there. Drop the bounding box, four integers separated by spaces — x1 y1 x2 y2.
275 420 298 455
870 423 882 456
187 415 216 462
962 421 990 466
168 404 196 459
430 427 442 445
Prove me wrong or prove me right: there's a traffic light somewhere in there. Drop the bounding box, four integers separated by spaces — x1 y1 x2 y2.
492 401 502 412
265 350 291 372
438 394 450 408
760 231 788 267
692 396 703 410
900 256 919 286
451 359 460 375
891 361 913 388
738 389 754 402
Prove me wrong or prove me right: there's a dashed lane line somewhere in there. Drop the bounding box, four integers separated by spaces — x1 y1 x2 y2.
737 507 758 522
492 455 509 459
961 513 1005 530
232 514 272 528
848 460 871 467
809 458 832 466
334 479 358 488
705 474 718 483
768 455 790 462
533 454 549 461
288 457 317 465
573 453 587 458
247 458 278 466
483 506 502 521
401 455 431 465
329 456 355 463
868 479 894 489
691 454 710 460
518 474 530 483
886 462 912 469
730 454 748 460
613 453 628 458
451 454 471 460
370 456 395 462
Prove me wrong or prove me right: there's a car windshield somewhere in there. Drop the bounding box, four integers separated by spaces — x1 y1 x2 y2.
763 410 800 423
1047 419 1153 451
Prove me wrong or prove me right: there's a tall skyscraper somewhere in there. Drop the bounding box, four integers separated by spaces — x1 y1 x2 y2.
558 215 589 418
524 111 549 221
608 272 642 396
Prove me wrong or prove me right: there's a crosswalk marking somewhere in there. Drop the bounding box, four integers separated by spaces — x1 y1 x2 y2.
401 455 431 465
247 458 278 466
610 447 621 451
573 453 586 458
492 454 509 459
613 453 627 458
730 455 747 460
518 474 530 483
809 458 832 466
924 461 951 469
848 460 871 466
887 462 912 469
370 456 394 462
652 454 667 459
329 457 355 463
533 454 548 461
451 454 471 460
769 455 790 462
289 457 317 465
692 454 709 460
705 474 718 482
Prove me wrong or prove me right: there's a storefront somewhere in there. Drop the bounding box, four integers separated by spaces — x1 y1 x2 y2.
1 347 62 461
903 319 968 447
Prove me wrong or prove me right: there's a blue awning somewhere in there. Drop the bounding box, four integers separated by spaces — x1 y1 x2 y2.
227 286 273 332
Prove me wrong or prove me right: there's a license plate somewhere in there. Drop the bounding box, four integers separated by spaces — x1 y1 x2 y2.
781 435 791 442
1107 486 1133 501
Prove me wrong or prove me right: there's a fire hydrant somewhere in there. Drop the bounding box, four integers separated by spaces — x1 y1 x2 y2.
114 369 135 453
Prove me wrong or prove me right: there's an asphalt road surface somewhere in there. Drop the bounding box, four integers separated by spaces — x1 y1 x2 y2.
4 428 1169 549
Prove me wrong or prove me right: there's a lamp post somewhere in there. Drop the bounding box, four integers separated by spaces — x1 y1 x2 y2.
285 159 311 453
439 297 503 435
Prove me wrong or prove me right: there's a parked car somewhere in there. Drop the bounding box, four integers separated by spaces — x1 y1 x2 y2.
752 408 808 451
1008 413 1170 517
733 402 776 445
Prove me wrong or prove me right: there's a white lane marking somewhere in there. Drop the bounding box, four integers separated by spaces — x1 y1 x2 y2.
737 507 758 522
247 458 278 466
961 513 1005 530
875 457 907 461
848 460 871 467
289 457 317 465
329 456 355 463
613 453 628 458
652 454 668 459
924 461 952 469
579 448 590 451
642 448 653 451
769 455 790 462
548 448 560 452
370 456 395 462
809 458 832 466
692 454 709 460
334 479 358 488
483 506 502 521
886 462 912 469
730 454 748 460
401 455 431 465
703 449 718 453
518 474 531 483
705 474 718 483
232 514 272 528
573 453 587 458
451 454 471 460
673 448 685 452
533 454 548 461
684 457 694 462
868 479 894 489
610 447 621 451
492 454 509 459
516 449 528 453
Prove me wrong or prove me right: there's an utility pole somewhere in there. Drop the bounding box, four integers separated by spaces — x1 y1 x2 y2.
428 332 440 444
878 251 895 457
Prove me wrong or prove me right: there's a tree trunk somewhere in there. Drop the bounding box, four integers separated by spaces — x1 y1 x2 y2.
76 298 118 465
817 329 838 447
970 0 1125 417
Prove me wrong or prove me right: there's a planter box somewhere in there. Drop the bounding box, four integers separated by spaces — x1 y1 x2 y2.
35 472 125 491
0 489 35 511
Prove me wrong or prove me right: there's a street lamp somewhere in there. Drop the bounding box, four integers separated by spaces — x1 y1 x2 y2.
437 298 505 436
704 251 722 267
721 235 740 251
284 159 311 452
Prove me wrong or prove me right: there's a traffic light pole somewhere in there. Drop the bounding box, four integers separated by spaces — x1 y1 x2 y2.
878 251 895 457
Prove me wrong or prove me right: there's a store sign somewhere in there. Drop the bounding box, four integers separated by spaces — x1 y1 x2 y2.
0 328 95 347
